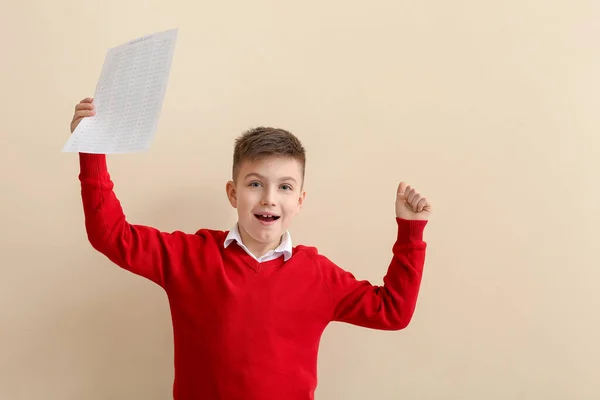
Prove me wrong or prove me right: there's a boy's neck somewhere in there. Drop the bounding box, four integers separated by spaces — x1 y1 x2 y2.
237 224 283 259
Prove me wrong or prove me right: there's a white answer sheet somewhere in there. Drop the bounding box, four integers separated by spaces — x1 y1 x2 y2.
63 28 178 154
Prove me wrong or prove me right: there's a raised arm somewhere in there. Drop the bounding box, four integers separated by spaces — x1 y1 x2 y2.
322 182 431 330
72 98 188 288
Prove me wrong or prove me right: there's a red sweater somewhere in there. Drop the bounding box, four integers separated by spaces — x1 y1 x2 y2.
78 153 428 400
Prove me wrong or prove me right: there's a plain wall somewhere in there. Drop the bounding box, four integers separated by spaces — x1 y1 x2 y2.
1 0 599 399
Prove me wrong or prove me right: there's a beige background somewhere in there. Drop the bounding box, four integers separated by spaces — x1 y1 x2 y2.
1 0 599 399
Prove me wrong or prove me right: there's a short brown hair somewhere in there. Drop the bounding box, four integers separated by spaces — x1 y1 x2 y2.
232 126 306 182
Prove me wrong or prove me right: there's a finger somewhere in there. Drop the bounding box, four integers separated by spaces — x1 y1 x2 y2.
77 109 95 117
409 193 421 210
415 197 428 212
80 97 94 104
72 110 95 121
76 102 94 110
408 192 418 207
397 182 408 198
403 185 412 201
407 187 419 204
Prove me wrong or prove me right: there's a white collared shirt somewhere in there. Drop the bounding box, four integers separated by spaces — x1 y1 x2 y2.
224 224 293 262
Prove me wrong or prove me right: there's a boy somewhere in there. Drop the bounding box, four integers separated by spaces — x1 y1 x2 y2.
71 97 431 400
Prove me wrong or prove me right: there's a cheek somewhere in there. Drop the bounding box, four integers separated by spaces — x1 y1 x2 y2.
236 191 256 210
282 199 300 215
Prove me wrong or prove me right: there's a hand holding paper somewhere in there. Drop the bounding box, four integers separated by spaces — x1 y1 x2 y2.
70 97 96 134
63 28 178 154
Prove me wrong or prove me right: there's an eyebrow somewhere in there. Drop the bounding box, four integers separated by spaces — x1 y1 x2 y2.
244 172 297 184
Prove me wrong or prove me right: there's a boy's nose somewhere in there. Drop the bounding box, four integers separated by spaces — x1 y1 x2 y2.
260 197 275 206
260 190 276 206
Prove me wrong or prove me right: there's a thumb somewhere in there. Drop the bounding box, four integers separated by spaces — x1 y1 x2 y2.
397 182 408 199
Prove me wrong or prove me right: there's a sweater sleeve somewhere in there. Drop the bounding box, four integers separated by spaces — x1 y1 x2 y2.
320 218 428 330
78 153 189 288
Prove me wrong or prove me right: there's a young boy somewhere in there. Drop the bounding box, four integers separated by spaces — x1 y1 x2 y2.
71 97 432 400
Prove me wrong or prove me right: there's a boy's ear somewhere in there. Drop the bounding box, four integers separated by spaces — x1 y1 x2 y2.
226 180 237 208
297 190 306 210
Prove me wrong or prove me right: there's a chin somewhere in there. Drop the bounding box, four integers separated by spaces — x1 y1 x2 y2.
254 226 284 241
252 230 281 243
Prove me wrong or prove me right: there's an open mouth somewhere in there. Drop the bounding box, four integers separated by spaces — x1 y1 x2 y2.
254 214 280 222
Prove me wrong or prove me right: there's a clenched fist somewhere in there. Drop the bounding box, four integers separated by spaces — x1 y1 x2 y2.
70 97 95 133
396 182 431 221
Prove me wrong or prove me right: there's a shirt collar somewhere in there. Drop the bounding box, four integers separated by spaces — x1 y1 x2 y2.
224 223 293 262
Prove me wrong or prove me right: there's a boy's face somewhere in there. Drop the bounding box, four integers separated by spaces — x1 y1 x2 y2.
226 156 306 254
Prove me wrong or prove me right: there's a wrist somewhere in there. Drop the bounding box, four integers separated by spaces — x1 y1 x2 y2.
79 153 108 178
395 217 427 243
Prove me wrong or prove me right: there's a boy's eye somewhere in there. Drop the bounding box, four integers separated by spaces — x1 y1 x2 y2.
281 184 292 191
249 182 262 187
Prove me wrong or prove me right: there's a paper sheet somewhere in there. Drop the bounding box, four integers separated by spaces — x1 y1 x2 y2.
63 28 178 154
